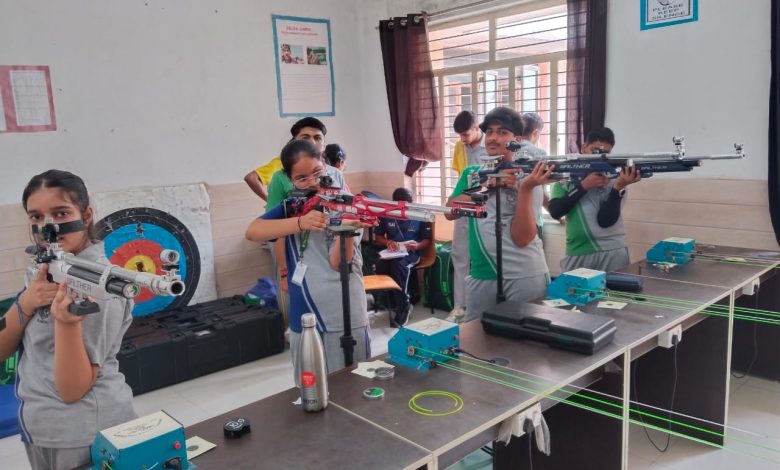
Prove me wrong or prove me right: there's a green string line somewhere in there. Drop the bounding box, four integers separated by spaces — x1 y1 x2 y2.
601 295 780 327
568 287 780 323
432 359 780 465
666 252 780 270
602 290 780 320
414 347 778 454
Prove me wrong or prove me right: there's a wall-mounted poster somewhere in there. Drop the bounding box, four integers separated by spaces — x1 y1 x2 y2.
0 65 56 132
272 15 335 117
641 0 698 30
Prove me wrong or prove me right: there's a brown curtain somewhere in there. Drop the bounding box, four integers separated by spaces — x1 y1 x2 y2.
566 0 608 153
771 0 780 244
379 14 443 176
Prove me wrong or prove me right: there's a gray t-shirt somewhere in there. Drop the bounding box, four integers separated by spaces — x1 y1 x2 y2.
558 179 628 252
475 183 549 279
452 165 549 280
262 203 368 334
516 140 548 227
17 242 136 448
465 134 487 167
516 140 547 159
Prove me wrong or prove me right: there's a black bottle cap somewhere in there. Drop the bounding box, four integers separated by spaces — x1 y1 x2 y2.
224 417 251 438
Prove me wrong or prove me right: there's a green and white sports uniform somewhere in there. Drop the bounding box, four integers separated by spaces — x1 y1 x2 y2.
451 165 550 321
550 180 629 272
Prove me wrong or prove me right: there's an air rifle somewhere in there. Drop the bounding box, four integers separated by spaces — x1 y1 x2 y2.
283 176 487 225
27 220 186 316
476 137 745 184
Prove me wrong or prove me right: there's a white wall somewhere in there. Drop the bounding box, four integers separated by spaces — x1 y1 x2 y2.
0 0 771 207
606 0 771 180
0 0 371 204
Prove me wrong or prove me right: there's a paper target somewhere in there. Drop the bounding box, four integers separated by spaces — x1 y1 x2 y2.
95 207 200 316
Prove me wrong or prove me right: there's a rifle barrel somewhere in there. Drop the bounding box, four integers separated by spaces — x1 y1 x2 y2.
67 266 139 298
528 152 743 162
63 253 185 296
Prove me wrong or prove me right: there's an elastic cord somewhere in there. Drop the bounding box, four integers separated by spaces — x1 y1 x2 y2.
14 288 32 323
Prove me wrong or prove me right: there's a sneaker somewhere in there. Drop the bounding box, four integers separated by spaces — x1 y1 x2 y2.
395 303 412 327
446 307 467 323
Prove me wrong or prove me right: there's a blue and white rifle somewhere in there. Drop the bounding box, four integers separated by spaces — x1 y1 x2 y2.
475 137 745 184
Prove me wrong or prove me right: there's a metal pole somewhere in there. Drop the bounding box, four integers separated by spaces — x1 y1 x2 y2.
495 185 506 303
338 231 357 367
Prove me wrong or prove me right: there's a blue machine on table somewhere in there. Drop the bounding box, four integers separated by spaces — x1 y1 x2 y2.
646 237 695 264
387 318 460 370
547 268 607 306
91 410 194 470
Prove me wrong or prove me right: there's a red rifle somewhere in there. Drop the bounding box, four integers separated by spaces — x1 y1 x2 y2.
284 186 487 225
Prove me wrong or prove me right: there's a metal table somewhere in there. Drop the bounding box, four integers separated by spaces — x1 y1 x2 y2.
185 388 434 470
617 244 780 293
618 244 780 380
179 244 779 470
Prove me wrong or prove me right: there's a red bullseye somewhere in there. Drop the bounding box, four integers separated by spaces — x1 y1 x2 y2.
110 240 164 302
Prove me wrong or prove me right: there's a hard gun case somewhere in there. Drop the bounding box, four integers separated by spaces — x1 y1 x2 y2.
118 296 285 394
481 301 617 355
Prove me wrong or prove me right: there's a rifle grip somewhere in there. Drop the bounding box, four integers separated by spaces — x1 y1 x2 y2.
68 300 100 316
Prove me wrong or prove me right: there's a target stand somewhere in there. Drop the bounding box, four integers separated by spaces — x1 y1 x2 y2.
95 207 200 317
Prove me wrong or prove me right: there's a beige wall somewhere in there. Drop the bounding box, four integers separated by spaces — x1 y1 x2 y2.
542 178 779 276
344 171 408 200
207 183 275 298
0 205 31 300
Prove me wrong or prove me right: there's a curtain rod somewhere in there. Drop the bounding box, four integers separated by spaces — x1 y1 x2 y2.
425 0 507 19
375 0 514 28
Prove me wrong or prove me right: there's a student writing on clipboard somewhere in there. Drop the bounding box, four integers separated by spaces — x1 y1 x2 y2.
373 188 432 328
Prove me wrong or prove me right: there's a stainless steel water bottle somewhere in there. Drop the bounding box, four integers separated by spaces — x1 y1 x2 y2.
298 313 328 411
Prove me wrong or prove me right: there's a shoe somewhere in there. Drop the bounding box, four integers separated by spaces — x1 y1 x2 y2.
446 307 466 323
395 303 412 327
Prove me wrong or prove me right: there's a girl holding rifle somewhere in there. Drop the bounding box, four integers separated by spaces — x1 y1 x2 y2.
246 140 375 374
0 170 135 470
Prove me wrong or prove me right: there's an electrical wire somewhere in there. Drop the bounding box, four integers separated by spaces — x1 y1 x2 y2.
454 347 496 363
732 285 761 379
633 338 678 453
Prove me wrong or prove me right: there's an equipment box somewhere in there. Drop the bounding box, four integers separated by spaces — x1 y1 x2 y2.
209 296 286 361
118 297 285 395
118 329 188 394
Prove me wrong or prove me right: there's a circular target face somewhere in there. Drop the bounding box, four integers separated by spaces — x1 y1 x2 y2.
95 207 200 316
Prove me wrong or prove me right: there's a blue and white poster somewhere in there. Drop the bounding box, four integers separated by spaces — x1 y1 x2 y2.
641 0 698 30
272 15 335 117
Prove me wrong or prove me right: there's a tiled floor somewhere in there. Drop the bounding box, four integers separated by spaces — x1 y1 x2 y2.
1 305 778 469
626 373 780 470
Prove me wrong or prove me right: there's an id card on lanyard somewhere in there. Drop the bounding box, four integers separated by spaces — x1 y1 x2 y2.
291 230 310 287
